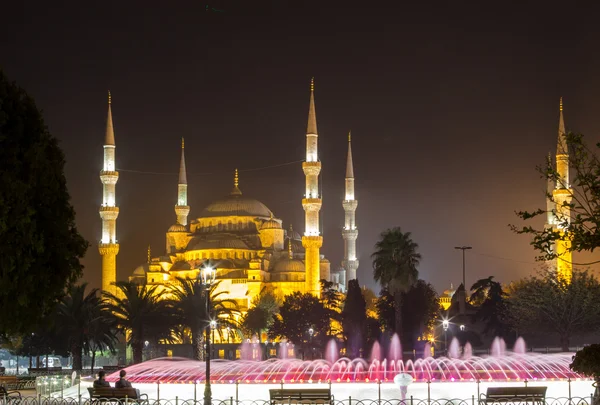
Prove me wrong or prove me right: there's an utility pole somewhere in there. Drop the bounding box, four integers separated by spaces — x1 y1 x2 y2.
454 246 472 290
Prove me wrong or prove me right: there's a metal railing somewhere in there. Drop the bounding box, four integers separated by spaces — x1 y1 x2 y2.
0 396 596 405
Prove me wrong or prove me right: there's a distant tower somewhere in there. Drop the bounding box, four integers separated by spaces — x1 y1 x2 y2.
175 138 190 226
552 97 573 283
342 132 359 286
302 78 323 296
98 91 120 295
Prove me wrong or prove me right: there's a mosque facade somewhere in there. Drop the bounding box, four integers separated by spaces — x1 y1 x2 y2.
98 81 358 312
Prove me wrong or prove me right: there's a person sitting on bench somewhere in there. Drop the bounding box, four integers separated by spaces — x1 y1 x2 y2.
93 370 111 388
115 370 132 388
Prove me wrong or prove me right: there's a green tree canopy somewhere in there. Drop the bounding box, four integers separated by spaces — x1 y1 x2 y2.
511 133 600 264
341 279 367 358
0 70 88 335
400 279 439 349
103 281 176 364
469 276 511 338
372 227 421 338
168 277 239 360
505 270 600 351
55 283 116 371
268 292 329 358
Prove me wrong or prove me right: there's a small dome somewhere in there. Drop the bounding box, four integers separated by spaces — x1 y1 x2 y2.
261 218 281 230
273 258 305 273
168 223 187 232
133 264 148 276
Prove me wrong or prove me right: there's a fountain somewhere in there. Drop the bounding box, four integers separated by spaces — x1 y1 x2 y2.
463 342 473 359
325 339 339 364
447 337 460 358
94 336 595 402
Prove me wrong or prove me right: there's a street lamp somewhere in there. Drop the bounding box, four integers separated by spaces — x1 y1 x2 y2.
454 246 472 290
201 264 216 405
442 320 449 356
308 328 314 360
460 324 465 332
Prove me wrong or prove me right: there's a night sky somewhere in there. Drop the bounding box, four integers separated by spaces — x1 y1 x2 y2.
3 1 600 294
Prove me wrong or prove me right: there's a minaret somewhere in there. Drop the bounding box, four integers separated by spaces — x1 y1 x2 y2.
342 131 359 285
302 78 323 296
553 97 573 283
98 91 120 295
175 138 190 226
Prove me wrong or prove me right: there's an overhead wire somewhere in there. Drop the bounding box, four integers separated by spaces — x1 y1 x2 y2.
117 159 303 177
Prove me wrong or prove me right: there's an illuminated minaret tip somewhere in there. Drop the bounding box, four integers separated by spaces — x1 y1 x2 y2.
175 137 190 226
105 91 115 146
302 78 323 296
552 97 573 283
342 131 359 285
99 91 120 295
231 168 242 195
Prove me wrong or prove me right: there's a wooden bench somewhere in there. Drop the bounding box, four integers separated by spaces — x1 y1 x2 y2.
0 376 18 389
480 387 547 404
88 387 148 404
270 389 333 405
0 386 21 404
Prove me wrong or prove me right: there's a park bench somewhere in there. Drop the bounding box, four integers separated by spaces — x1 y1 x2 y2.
0 386 22 404
88 387 148 404
480 387 547 404
269 388 333 405
0 377 18 389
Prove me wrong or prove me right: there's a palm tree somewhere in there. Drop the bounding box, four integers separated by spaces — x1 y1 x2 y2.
87 312 118 373
167 277 239 360
103 281 175 364
55 283 113 371
371 227 421 338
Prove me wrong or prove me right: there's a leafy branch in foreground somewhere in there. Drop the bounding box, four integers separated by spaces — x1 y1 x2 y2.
511 133 600 264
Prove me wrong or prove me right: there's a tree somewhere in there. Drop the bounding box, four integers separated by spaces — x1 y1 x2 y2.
505 270 600 351
375 289 396 333
268 292 330 359
0 70 88 336
55 283 116 371
103 281 175 364
242 287 279 342
570 344 600 405
400 280 439 350
469 276 510 338
168 277 238 361
511 133 600 263
320 279 343 337
341 280 367 358
372 227 421 338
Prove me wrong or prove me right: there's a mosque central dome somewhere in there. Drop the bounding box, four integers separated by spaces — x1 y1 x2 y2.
199 180 274 219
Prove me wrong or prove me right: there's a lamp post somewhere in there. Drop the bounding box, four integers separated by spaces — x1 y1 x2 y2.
201 264 216 405
454 246 472 290
442 320 449 356
308 328 314 360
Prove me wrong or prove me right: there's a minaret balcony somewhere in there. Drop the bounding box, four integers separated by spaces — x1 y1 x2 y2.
342 229 358 239
100 171 119 184
342 200 358 210
302 162 321 176
99 206 119 220
98 243 120 255
302 198 322 210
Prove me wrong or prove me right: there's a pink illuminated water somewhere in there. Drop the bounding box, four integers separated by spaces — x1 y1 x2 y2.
108 336 585 384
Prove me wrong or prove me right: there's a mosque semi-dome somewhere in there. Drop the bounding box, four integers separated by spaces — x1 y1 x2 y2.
261 218 282 230
273 258 305 273
168 223 187 232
